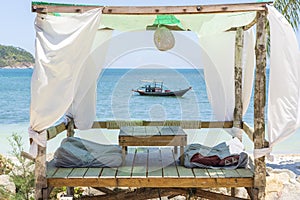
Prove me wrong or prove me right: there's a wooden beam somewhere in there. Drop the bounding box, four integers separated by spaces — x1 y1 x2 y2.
242 122 254 141
96 120 233 129
66 119 75 197
32 2 270 14
46 122 66 140
48 177 253 188
201 121 233 128
35 145 47 200
78 188 249 200
67 118 75 137
46 120 233 141
195 189 248 200
253 10 267 200
233 27 244 141
92 187 116 194
226 17 257 32
79 188 188 200
92 121 107 129
21 151 35 161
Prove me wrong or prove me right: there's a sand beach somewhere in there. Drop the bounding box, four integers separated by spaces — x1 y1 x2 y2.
264 154 300 200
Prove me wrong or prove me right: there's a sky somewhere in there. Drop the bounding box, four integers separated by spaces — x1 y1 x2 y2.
0 0 299 57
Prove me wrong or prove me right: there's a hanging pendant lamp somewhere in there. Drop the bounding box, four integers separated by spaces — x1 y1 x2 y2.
154 26 175 51
147 15 185 51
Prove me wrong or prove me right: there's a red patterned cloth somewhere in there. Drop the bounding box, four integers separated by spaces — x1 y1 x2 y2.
190 153 240 167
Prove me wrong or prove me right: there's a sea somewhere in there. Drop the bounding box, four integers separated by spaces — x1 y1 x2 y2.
0 68 299 155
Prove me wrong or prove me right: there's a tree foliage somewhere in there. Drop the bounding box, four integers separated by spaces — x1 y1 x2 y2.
8 133 35 200
0 45 34 67
274 0 300 30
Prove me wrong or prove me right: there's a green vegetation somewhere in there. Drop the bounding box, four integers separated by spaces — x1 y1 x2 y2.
0 154 13 175
8 133 35 200
274 0 300 30
49 187 85 199
0 45 34 68
0 133 35 199
0 154 14 199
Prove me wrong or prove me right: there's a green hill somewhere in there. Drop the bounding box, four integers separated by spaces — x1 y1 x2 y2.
0 45 34 68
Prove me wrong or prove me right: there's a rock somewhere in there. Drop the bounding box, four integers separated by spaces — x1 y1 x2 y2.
266 168 300 200
280 182 300 199
266 172 284 199
0 154 13 175
0 174 15 194
169 195 186 200
82 187 105 196
235 187 249 199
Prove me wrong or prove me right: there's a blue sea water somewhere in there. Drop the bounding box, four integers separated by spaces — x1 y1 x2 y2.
0 68 299 154
97 68 214 121
0 68 253 124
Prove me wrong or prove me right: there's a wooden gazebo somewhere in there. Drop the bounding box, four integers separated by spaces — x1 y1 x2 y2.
31 1 271 199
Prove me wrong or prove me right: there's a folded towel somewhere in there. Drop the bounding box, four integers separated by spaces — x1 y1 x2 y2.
184 138 249 169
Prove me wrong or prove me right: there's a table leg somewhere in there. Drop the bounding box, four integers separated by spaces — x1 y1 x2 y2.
174 146 178 154
180 146 184 165
122 146 127 161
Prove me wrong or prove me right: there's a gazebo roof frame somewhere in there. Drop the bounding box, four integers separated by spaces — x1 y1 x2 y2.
32 1 272 14
31 1 271 199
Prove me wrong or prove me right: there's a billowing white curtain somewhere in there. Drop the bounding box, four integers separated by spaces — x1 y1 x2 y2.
194 13 255 121
29 8 103 157
66 29 113 129
199 32 236 120
255 6 300 158
242 29 255 116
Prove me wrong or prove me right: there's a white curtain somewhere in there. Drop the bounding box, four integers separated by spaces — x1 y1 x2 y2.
242 29 255 116
199 32 236 120
66 29 113 129
195 14 255 121
29 8 103 156
255 6 300 158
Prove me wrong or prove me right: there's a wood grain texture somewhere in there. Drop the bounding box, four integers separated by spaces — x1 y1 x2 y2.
47 148 254 188
35 146 47 200
233 27 244 133
253 10 267 200
32 2 269 14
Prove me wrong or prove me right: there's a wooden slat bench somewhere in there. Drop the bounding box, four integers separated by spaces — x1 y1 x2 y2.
47 148 254 189
119 126 187 165
30 120 264 199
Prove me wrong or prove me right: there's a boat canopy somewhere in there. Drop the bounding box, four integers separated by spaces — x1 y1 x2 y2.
140 80 163 84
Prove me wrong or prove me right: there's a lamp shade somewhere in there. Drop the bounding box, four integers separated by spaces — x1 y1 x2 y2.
154 26 175 51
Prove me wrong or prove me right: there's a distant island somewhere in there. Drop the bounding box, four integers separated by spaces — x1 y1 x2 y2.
0 44 34 69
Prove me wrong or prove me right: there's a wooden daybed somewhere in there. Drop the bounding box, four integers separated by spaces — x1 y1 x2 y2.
39 120 264 200
31 2 270 200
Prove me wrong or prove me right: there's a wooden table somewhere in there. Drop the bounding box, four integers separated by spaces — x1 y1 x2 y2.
119 126 187 165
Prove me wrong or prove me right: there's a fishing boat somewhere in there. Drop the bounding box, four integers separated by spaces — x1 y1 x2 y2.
132 80 192 97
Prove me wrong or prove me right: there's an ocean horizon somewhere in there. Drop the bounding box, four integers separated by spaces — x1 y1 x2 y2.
0 68 299 155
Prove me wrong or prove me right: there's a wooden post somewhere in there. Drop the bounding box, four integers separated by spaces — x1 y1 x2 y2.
253 10 267 200
233 27 244 141
67 118 75 137
35 145 47 200
67 118 75 196
232 25 244 198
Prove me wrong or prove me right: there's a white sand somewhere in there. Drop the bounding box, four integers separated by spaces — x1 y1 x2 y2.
265 154 300 200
